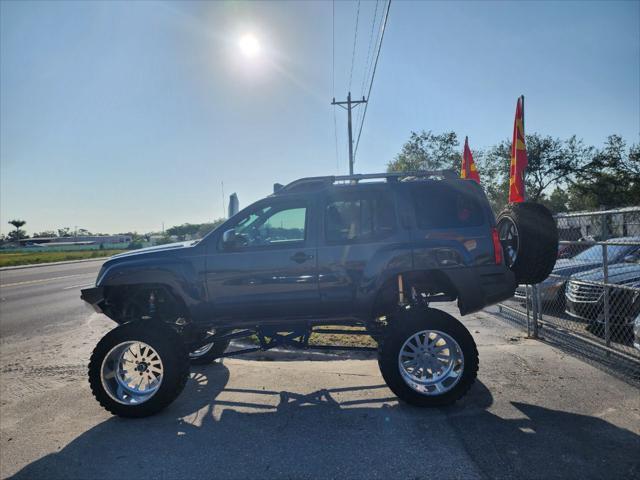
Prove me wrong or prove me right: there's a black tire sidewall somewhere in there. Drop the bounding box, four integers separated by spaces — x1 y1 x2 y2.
89 321 190 418
189 338 231 365
497 202 558 285
378 307 478 407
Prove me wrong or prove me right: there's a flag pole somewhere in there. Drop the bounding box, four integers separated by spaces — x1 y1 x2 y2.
521 95 527 201
521 95 525 136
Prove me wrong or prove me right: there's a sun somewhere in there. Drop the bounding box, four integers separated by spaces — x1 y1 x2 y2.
238 34 261 58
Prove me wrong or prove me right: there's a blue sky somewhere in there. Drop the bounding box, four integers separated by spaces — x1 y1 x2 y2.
1 0 638 235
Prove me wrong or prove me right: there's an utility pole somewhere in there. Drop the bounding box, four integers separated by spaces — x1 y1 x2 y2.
332 92 366 175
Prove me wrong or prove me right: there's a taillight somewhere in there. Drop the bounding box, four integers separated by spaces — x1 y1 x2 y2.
492 227 503 265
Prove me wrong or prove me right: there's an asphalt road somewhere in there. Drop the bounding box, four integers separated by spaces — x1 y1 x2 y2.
0 261 639 479
0 260 104 338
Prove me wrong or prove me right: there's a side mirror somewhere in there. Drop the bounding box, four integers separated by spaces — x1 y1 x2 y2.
623 254 640 263
221 228 237 249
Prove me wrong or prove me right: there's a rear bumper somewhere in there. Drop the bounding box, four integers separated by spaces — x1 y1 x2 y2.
448 265 517 315
80 286 104 313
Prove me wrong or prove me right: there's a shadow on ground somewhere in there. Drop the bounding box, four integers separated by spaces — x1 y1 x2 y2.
10 363 640 480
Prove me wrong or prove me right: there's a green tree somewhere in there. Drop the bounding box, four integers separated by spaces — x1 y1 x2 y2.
387 131 461 174
540 188 570 214
480 133 591 204
197 219 225 238
7 219 26 243
165 220 226 241
568 135 640 210
33 230 57 238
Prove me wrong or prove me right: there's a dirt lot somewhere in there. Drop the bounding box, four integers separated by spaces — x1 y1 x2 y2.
1 304 639 479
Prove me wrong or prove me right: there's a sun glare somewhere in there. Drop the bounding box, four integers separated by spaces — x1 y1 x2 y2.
238 34 261 58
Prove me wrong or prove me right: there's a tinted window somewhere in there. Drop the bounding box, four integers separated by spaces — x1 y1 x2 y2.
228 204 307 248
412 183 484 228
325 192 396 243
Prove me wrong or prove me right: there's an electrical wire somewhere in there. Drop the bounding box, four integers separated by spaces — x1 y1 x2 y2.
360 0 380 102
354 0 391 160
355 0 381 136
348 0 361 92
332 0 340 171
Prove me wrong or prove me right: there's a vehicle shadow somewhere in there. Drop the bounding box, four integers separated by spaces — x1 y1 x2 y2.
9 364 639 480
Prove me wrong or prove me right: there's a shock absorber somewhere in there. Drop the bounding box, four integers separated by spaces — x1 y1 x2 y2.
148 291 156 317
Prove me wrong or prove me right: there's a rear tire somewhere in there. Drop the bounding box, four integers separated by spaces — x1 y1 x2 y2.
89 321 190 418
497 202 558 285
378 307 478 407
189 333 231 365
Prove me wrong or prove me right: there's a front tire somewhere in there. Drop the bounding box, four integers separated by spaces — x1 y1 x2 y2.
378 307 478 407
89 321 190 418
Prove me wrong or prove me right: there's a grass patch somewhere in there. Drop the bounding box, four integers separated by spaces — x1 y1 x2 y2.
0 250 126 268
245 325 377 349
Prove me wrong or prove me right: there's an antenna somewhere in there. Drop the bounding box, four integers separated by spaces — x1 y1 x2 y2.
221 181 225 218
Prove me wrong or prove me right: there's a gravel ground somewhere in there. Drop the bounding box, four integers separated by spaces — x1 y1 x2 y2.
1 305 639 479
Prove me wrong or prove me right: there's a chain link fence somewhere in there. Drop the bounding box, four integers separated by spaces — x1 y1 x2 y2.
496 207 640 383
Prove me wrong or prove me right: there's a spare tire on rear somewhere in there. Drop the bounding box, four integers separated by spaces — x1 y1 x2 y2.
496 202 558 285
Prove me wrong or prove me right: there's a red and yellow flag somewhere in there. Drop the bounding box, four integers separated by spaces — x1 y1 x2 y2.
461 136 480 183
509 95 527 203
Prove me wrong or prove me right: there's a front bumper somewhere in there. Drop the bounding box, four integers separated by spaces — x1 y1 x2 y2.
80 286 105 313
566 297 637 327
565 297 598 322
515 280 565 303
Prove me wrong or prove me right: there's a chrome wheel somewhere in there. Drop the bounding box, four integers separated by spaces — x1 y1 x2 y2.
498 217 519 267
398 330 464 395
189 343 214 359
101 341 163 405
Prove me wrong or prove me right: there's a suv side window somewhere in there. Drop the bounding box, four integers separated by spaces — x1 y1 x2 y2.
411 183 484 229
325 191 396 243
223 203 307 249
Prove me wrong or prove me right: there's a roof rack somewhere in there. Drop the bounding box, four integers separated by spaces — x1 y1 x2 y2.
275 170 457 194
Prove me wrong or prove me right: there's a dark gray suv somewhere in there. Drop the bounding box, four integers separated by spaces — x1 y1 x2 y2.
81 171 558 417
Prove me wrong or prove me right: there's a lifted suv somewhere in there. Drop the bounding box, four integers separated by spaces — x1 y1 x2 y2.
82 171 558 417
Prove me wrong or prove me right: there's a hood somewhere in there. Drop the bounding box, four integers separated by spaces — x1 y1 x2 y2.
109 240 198 260
550 258 605 277
571 263 640 287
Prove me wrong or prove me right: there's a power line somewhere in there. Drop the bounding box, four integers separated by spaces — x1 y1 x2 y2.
354 0 391 160
359 0 380 101
348 0 361 91
355 0 380 136
332 0 340 171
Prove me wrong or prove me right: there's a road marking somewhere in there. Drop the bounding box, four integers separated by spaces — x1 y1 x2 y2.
0 273 91 288
63 283 95 290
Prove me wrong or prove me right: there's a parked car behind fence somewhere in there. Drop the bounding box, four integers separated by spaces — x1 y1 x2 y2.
498 207 640 380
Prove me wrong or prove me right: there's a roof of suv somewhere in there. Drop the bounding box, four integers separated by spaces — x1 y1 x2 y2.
273 170 461 195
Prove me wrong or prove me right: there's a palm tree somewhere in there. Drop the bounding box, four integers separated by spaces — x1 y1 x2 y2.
8 219 26 243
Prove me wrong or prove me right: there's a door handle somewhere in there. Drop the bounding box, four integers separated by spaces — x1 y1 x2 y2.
291 252 314 263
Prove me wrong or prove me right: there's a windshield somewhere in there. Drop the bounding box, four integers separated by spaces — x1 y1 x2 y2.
572 243 634 262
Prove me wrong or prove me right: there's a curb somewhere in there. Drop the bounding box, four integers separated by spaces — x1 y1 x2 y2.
0 257 110 272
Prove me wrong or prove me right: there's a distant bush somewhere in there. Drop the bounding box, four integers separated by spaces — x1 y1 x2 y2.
154 236 174 245
127 241 144 250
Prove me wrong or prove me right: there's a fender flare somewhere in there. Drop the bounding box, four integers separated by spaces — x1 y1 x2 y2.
98 258 204 317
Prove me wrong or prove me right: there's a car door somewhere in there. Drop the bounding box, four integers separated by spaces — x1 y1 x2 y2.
204 197 319 321
316 185 410 316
